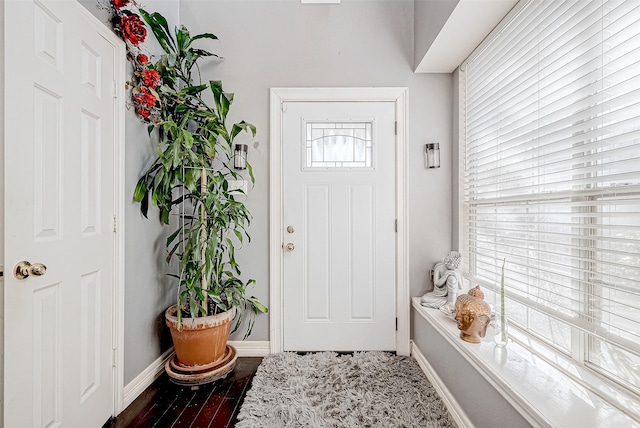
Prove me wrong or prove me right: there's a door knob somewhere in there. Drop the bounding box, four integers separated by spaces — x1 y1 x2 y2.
285 243 295 251
14 261 47 280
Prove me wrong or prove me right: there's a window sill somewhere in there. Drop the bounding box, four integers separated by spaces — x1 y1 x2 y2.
411 297 640 428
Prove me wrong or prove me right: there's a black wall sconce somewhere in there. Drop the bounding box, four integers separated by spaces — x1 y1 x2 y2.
425 143 440 169
234 144 248 170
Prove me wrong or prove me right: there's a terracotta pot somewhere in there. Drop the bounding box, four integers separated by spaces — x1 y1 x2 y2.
165 304 236 367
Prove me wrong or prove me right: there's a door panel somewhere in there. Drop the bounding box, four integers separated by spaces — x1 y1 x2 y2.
305 184 331 320
283 101 396 351
349 184 375 320
4 1 117 426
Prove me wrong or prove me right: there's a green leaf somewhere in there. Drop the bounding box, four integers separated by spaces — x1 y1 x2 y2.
139 9 176 54
178 84 208 96
209 80 223 101
182 130 195 151
189 298 198 319
184 168 199 193
160 207 170 225
249 297 269 313
246 161 255 185
133 178 148 203
166 239 182 264
140 189 149 218
230 121 256 139
189 33 218 45
189 48 220 59
219 93 231 121
153 168 165 190
171 139 182 167
166 228 181 247
175 25 190 52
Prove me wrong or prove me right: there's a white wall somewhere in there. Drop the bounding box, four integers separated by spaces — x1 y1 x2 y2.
414 0 459 70
180 0 453 341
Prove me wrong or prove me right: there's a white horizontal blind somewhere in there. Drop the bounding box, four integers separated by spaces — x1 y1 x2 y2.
463 0 640 392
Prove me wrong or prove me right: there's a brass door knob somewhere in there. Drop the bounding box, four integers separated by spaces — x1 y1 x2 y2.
285 243 295 251
14 261 47 280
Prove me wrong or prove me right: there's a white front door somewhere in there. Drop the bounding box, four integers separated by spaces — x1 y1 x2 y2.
4 1 119 426
282 101 396 351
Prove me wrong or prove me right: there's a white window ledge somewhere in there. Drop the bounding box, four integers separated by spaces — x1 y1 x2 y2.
412 297 640 428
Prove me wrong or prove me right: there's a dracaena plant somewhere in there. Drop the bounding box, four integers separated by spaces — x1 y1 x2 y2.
107 0 267 336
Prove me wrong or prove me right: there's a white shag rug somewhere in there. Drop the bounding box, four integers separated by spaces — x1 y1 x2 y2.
236 352 458 428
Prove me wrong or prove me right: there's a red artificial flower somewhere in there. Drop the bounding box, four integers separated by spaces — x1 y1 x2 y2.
134 87 157 107
120 14 147 45
137 54 149 64
137 108 151 120
110 0 129 9
142 69 161 88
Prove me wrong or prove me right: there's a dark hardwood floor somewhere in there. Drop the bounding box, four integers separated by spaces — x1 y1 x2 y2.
107 357 262 428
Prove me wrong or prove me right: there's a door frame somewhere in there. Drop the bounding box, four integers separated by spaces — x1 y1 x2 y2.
269 87 410 355
1 1 127 420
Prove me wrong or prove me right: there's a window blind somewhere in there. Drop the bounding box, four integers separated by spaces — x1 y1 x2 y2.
462 0 640 392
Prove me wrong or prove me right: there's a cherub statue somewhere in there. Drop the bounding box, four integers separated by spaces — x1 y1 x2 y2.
420 251 463 309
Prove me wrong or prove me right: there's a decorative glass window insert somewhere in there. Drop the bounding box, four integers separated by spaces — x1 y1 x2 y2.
305 122 373 169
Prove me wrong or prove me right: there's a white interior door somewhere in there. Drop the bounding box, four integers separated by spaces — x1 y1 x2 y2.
4 1 118 426
282 101 396 351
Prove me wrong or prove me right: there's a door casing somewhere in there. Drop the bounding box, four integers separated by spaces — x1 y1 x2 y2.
0 1 127 421
269 87 410 355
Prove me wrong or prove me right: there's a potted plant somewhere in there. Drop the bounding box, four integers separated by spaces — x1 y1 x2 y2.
107 0 267 368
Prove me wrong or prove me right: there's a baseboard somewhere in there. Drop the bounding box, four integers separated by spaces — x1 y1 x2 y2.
121 341 269 411
122 347 174 410
411 340 473 428
228 340 270 357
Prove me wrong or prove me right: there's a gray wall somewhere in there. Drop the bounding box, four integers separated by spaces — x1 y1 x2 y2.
414 0 458 70
120 0 180 385
412 311 532 427
180 0 454 343
80 0 454 384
